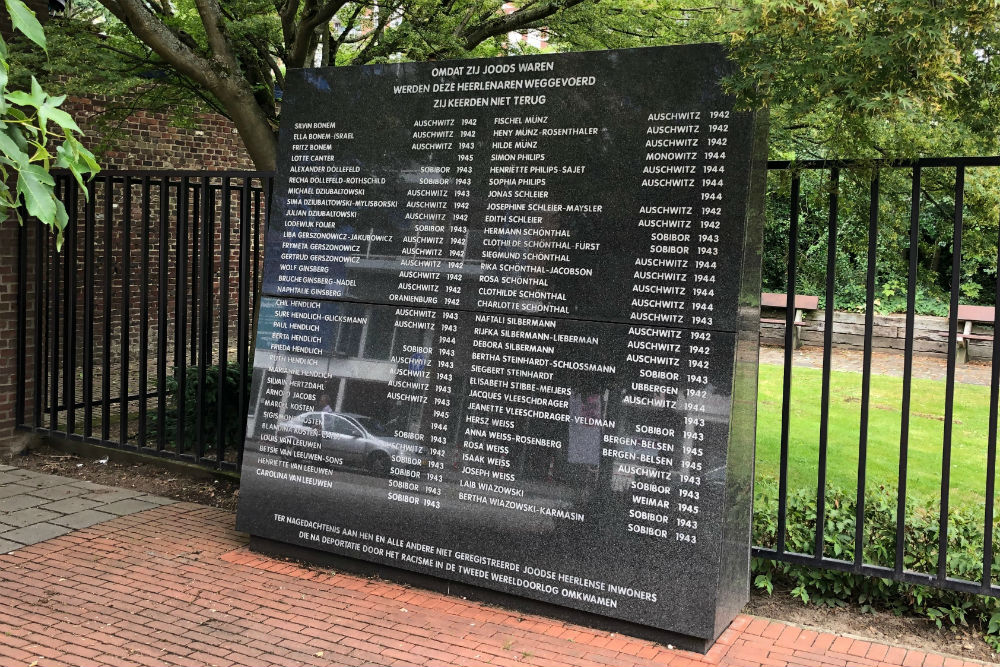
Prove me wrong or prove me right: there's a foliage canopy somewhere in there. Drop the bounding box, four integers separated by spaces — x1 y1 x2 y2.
2 0 99 248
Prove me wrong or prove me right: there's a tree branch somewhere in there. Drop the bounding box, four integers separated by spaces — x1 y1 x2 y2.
278 0 302 52
460 0 588 50
264 48 285 89
98 0 215 88
97 0 281 169
287 0 349 68
192 0 239 69
350 1 400 64
332 2 365 60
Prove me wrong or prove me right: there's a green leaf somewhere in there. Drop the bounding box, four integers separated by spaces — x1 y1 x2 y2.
6 76 47 113
53 197 68 230
4 0 46 52
16 162 56 225
38 104 81 134
4 90 37 107
753 574 774 595
0 130 30 168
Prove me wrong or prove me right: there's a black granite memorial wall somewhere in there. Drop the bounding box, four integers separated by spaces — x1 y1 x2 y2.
236 43 767 650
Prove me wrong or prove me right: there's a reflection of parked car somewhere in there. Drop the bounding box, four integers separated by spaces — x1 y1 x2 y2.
277 412 425 476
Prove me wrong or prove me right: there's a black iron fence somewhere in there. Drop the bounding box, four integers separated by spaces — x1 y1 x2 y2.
15 171 272 471
755 157 999 599
12 161 999 598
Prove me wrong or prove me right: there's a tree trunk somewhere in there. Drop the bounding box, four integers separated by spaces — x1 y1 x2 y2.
98 0 280 171
224 88 279 171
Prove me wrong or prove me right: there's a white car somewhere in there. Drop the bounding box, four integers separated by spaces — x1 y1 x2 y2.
277 411 426 476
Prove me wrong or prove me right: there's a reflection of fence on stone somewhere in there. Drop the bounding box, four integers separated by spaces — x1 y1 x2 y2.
16 172 272 470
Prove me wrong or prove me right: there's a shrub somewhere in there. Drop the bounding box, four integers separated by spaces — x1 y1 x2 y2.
152 362 249 455
753 479 1000 649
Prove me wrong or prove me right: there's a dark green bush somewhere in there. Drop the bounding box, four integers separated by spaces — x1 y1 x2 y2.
753 479 1000 649
152 361 250 454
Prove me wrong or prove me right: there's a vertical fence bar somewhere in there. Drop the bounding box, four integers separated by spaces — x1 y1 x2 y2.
101 175 113 441
62 177 76 434
815 167 839 559
176 177 189 456
49 178 62 432
120 176 132 447
83 180 96 438
253 186 262 307
42 215 49 430
190 184 200 367
938 165 965 582
61 179 72 428
856 172 879 567
32 203 44 429
896 166 921 575
156 177 170 452
985 210 1000 591
776 173 800 555
217 176 232 465
15 208 27 427
65 180 78 434
205 184 215 365
195 178 212 462
266 176 273 231
236 179 251 471
138 174 150 449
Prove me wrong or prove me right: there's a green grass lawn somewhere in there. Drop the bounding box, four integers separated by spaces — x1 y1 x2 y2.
755 363 997 510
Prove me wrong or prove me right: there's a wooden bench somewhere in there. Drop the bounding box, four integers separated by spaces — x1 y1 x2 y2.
761 293 820 349
953 305 995 363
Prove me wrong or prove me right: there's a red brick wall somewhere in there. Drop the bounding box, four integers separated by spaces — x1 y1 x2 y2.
68 95 254 171
1 0 46 454
0 223 28 454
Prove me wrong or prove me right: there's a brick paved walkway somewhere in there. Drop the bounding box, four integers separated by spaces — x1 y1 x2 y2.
0 490 990 667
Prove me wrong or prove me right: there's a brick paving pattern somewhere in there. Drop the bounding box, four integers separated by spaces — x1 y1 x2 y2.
0 483 990 667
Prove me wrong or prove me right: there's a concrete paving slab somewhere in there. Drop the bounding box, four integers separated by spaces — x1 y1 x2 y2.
49 509 116 529
1 507 61 527
0 494 46 513
0 522 72 545
82 488 142 503
28 484 92 501
0 483 35 499
68 481 113 491
0 522 13 532
40 497 105 514
134 494 176 506
0 471 30 485
0 538 22 552
11 469 50 477
0 465 16 472
14 473 73 489
99 499 159 516
0 468 33 477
